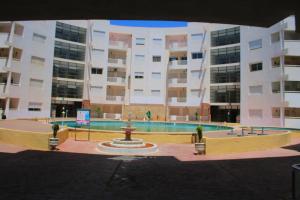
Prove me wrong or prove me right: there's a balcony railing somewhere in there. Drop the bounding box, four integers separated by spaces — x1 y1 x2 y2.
169 60 188 67
168 42 187 50
168 78 187 85
0 83 6 94
103 113 122 120
108 58 126 65
106 95 125 102
109 40 128 49
168 97 187 104
0 57 8 68
107 77 126 83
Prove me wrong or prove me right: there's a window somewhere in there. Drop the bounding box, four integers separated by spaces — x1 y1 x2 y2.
210 46 240 65
152 38 162 46
271 57 280 67
152 56 161 62
90 86 103 93
136 38 145 45
31 56 45 66
55 22 86 43
54 41 85 61
285 81 300 92
51 79 83 98
91 68 103 74
28 102 42 111
192 52 203 59
285 108 300 118
32 33 46 43
249 109 263 119
272 82 280 93
250 62 263 72
29 78 43 88
210 65 240 83
151 90 160 96
134 72 144 79
272 107 280 118
249 85 263 95
53 60 84 80
152 72 161 79
211 27 240 47
249 39 262 50
191 33 203 40
135 54 145 62
93 30 105 37
271 32 280 43
134 89 143 96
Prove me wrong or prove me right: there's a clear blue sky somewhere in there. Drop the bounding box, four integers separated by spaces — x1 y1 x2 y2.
110 20 187 28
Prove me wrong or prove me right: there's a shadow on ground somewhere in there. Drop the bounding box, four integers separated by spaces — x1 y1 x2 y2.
282 143 300 152
0 150 300 200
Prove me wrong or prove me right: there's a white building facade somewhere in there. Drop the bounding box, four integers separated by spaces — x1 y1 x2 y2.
1 17 300 128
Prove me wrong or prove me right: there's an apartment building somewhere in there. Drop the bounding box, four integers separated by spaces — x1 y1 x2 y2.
1 16 300 128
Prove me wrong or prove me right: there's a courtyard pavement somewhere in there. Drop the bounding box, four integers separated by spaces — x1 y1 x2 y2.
1 139 300 200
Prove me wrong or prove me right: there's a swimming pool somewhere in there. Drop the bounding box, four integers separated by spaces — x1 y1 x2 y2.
51 121 232 132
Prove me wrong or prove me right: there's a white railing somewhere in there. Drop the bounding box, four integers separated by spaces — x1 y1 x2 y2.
168 42 187 49
0 57 8 67
107 77 126 83
169 115 189 121
0 83 6 94
109 40 128 49
103 113 122 120
168 78 187 84
168 97 187 104
108 58 126 65
169 60 188 67
285 65 300 68
106 95 125 102
0 33 9 45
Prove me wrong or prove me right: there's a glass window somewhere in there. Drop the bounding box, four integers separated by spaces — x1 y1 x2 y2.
32 33 46 43
54 41 85 61
134 89 143 96
249 109 263 119
271 32 280 43
136 38 145 45
249 39 262 50
249 85 263 95
134 72 144 79
53 60 84 80
91 68 103 74
210 46 240 65
55 22 86 43
272 82 280 93
272 107 280 118
152 72 161 79
93 30 105 37
30 78 43 88
211 27 240 47
271 57 280 67
285 81 300 92
191 33 203 40
250 62 263 72
152 56 161 62
31 56 45 66
151 90 160 96
192 52 203 59
28 102 42 111
135 54 145 62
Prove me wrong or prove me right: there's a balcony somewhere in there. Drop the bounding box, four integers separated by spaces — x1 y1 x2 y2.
106 95 125 104
168 97 187 106
0 33 9 47
285 93 300 107
0 58 8 69
107 77 126 85
168 60 187 69
168 78 187 87
0 83 6 97
109 40 129 50
169 115 189 121
103 113 122 120
168 42 187 50
108 58 126 68
284 40 300 55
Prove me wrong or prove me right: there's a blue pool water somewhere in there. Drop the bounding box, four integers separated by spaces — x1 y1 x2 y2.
52 121 232 132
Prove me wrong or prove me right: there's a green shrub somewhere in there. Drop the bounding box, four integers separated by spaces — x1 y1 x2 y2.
196 126 203 142
52 124 60 138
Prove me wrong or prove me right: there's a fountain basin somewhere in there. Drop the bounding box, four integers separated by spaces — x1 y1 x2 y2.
97 141 158 154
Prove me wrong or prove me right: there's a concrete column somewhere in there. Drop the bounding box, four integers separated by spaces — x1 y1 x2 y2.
279 29 285 127
4 98 10 114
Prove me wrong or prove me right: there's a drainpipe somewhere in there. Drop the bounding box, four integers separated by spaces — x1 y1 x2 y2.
279 29 285 127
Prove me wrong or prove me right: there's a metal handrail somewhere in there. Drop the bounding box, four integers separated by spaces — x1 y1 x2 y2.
292 163 300 199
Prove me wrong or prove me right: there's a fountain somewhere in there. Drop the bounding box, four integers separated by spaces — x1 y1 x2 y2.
97 113 158 154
